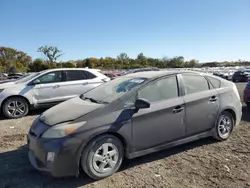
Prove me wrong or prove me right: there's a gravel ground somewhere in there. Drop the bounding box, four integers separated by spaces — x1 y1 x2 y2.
0 83 250 188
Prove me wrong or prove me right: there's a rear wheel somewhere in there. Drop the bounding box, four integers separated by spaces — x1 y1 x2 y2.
213 111 234 141
2 97 29 119
81 135 124 180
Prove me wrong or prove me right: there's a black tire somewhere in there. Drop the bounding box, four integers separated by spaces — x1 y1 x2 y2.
212 111 234 141
246 102 250 109
2 97 29 119
81 134 124 180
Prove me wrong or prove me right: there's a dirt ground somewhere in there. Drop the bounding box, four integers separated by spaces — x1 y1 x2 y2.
0 83 250 188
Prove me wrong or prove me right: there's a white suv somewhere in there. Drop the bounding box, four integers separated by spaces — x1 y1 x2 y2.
0 68 110 119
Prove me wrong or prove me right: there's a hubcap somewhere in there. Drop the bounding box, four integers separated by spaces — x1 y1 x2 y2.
92 143 119 173
7 100 26 117
218 115 232 138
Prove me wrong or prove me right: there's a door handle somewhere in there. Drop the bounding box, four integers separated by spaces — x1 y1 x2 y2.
82 82 88 85
210 96 218 102
54 85 60 88
173 105 184 113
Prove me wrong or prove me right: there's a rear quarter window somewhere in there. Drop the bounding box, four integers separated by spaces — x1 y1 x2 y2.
206 76 221 88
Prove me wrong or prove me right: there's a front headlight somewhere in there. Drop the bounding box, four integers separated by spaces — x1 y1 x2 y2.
42 121 86 138
0 89 4 92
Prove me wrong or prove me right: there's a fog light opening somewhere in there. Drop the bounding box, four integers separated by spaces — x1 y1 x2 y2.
47 152 55 162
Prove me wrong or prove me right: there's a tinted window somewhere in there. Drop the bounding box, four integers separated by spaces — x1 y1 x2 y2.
66 70 96 81
66 70 86 81
36 71 63 84
182 74 209 94
84 71 96 79
138 76 178 102
207 76 221 88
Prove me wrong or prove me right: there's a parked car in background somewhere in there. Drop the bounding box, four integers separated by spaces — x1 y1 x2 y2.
7 73 24 79
28 71 242 180
104 72 120 79
0 68 110 118
244 80 250 108
213 70 235 80
0 73 8 80
232 70 250 82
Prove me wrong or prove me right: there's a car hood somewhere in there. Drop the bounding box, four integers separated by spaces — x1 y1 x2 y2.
0 81 22 89
40 97 105 126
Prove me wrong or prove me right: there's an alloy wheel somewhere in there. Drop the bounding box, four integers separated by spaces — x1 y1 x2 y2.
92 143 119 173
218 115 232 139
7 100 26 117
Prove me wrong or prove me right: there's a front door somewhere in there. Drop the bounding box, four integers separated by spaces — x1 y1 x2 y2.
131 75 186 151
181 74 219 136
32 71 65 104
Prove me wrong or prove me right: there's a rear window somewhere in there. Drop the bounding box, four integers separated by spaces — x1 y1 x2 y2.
207 76 221 88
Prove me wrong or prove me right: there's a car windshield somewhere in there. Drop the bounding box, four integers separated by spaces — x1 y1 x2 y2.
16 72 41 83
82 77 148 103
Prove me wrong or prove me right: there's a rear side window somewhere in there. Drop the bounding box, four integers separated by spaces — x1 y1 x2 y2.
206 76 221 88
65 70 96 81
66 70 86 81
84 71 96 79
182 74 209 95
138 76 178 102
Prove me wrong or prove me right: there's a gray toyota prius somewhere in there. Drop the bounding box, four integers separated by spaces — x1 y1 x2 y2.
28 71 242 180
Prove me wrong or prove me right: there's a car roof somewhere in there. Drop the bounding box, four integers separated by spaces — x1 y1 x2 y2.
40 68 100 73
121 70 202 79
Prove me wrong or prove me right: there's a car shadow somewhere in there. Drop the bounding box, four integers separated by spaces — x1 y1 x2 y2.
0 138 216 188
0 107 248 187
0 145 94 188
121 137 215 171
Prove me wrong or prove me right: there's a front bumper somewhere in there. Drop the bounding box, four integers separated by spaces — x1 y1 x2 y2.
27 119 83 177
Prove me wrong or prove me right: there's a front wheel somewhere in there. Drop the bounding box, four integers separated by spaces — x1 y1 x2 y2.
212 111 234 141
2 97 29 119
81 135 124 180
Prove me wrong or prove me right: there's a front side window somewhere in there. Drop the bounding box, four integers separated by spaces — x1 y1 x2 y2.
138 76 178 102
36 71 63 84
182 74 209 95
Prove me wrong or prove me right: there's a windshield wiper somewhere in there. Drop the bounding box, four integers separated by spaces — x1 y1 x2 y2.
81 95 109 104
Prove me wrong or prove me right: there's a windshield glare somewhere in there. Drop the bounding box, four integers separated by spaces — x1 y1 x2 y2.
83 77 147 103
16 72 41 84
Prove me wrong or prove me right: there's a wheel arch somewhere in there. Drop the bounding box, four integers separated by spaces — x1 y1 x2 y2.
1 95 31 110
220 108 236 122
77 130 129 174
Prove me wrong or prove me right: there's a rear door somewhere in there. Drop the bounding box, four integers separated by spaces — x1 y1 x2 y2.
180 74 219 136
131 75 186 151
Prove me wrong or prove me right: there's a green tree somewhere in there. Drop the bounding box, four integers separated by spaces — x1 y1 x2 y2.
38 46 63 63
185 59 198 68
28 58 49 72
62 61 76 68
136 53 148 67
0 47 32 73
117 53 130 68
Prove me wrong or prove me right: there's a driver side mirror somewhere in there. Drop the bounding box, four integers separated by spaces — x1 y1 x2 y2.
134 98 150 109
32 79 41 85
